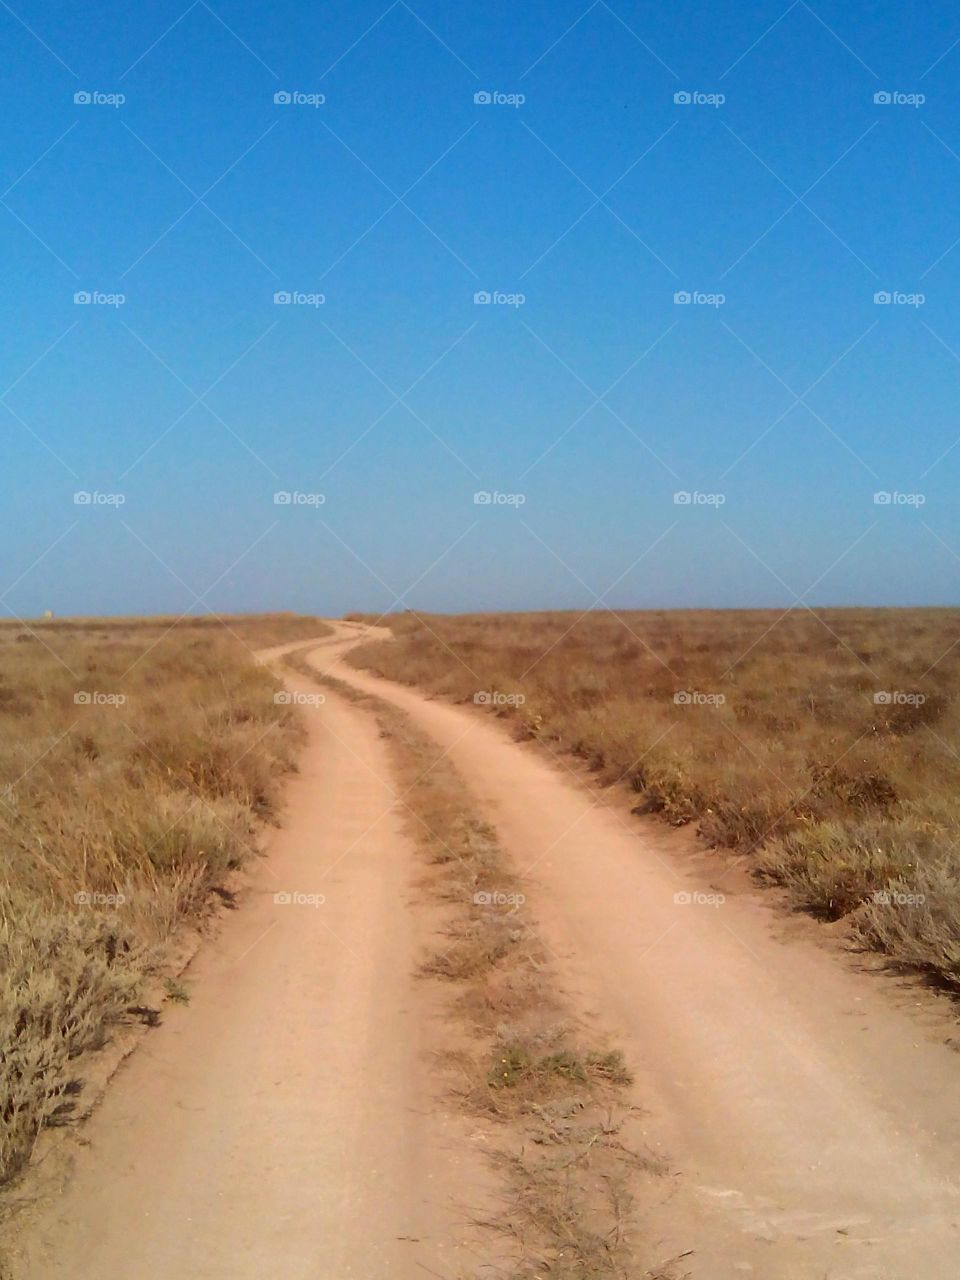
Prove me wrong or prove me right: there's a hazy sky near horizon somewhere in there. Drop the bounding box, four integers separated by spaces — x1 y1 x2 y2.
3 0 960 618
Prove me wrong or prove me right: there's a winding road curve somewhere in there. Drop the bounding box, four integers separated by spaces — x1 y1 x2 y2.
319 622 960 1280
9 622 960 1279
9 631 490 1280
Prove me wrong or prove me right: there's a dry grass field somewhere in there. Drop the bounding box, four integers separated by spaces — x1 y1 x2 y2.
346 609 960 989
0 613 327 1185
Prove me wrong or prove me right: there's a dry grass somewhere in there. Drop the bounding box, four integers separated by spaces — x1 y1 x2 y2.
298 661 671 1279
0 612 328 1184
346 608 960 989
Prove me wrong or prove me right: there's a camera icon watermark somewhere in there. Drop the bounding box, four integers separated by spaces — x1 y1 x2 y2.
674 290 725 307
474 490 526 506
274 290 325 307
74 90 125 107
674 90 725 107
673 490 725 506
872 888 925 906
874 690 925 706
873 290 924 307
473 889 526 906
74 490 126 506
74 690 127 706
474 289 526 307
273 490 325 507
873 490 925 506
274 690 326 706
873 90 925 107
274 90 325 107
473 690 526 707
74 290 126 307
474 90 525 107
673 690 725 707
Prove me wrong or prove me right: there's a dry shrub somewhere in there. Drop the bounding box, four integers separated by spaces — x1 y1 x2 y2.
756 817 927 918
856 856 960 986
0 905 147 1177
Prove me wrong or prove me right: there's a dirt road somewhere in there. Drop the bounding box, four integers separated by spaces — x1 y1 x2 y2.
10 622 960 1279
8 636 489 1279
312 622 960 1280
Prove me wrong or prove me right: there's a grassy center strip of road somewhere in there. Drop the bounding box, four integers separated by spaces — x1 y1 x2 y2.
284 649 681 1280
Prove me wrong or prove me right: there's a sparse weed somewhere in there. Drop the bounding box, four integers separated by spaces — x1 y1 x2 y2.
163 978 190 1004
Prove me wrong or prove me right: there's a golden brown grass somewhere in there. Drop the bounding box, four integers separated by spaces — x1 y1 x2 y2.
0 612 328 1184
346 608 960 989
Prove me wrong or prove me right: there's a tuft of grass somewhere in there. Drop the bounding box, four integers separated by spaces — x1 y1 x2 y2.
0 613 325 1185
163 978 190 1005
487 1046 631 1093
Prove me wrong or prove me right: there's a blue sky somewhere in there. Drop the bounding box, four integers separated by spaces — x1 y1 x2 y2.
2 0 959 616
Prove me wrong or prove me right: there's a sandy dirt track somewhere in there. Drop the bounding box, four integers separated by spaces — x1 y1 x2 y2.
313 622 960 1280
8 635 488 1279
8 621 960 1280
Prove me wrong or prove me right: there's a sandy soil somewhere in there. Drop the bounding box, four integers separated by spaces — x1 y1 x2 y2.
313 622 960 1280
7 636 491 1279
9 620 960 1280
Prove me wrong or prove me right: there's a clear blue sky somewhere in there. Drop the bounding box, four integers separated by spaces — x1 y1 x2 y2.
2 0 959 617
